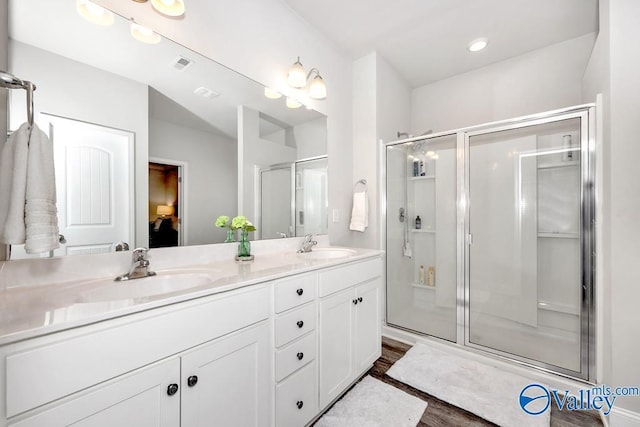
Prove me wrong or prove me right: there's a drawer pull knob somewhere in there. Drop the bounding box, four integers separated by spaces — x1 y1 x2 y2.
167 383 179 396
296 400 304 410
297 352 304 360
353 299 358 305
296 320 304 328
187 375 198 387
358 297 363 303
296 288 304 296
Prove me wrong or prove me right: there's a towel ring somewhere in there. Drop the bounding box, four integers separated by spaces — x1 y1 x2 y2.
354 179 367 191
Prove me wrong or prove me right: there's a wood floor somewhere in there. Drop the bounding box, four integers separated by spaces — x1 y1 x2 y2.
317 337 604 427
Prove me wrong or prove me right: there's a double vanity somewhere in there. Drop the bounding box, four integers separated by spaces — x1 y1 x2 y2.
0 241 383 426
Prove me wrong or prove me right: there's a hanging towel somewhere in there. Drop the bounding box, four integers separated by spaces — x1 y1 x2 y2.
349 190 369 232
0 123 30 244
24 124 59 254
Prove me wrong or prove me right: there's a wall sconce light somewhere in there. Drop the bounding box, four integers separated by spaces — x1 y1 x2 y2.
131 0 186 17
287 56 327 100
264 87 283 99
286 97 302 109
76 0 114 26
130 23 162 44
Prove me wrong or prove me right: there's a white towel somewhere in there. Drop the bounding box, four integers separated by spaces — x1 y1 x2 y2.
24 124 59 254
349 190 368 232
0 123 30 244
0 123 59 253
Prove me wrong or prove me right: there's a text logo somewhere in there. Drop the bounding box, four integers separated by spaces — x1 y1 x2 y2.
519 384 551 415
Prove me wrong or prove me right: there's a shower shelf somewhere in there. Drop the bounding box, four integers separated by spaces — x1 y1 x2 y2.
412 229 436 233
537 161 579 169
411 283 436 290
411 175 435 180
538 232 579 239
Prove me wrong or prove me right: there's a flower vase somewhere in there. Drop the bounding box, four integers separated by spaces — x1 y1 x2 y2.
224 229 235 243
236 231 254 261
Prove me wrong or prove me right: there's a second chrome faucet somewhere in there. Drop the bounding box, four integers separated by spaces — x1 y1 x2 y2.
115 248 156 281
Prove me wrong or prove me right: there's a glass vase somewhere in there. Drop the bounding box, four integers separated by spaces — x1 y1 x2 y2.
236 230 253 260
224 229 235 243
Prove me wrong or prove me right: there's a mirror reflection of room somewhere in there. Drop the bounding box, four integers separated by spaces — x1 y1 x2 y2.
148 162 179 248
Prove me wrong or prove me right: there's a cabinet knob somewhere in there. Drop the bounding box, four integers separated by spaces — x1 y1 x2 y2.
352 299 358 305
297 352 304 360
358 297 363 303
187 375 198 387
296 288 304 296
167 383 179 396
296 400 304 410
296 320 304 328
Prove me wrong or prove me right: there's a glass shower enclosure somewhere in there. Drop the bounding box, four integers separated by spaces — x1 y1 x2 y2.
385 106 595 380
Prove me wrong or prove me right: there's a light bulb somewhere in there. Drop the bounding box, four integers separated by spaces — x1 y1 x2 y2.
287 57 307 89
130 23 162 44
76 0 114 26
308 74 327 100
150 0 185 17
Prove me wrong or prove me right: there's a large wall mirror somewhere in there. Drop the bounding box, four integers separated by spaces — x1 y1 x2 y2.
6 0 327 258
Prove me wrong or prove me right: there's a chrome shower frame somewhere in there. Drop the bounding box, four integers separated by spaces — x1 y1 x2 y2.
381 103 596 383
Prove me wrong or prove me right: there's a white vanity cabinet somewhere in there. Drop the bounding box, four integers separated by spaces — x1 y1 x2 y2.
318 259 382 409
1 286 271 427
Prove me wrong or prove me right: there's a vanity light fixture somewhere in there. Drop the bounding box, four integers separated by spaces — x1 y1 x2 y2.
287 56 327 100
76 0 114 26
264 87 283 99
130 23 162 44
131 0 186 17
467 37 489 52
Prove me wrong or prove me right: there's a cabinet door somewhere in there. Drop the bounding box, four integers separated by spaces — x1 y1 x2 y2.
318 288 355 409
11 359 180 427
180 322 270 427
355 278 382 373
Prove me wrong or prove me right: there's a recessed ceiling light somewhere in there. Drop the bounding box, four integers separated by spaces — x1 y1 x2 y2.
467 37 489 52
194 86 220 99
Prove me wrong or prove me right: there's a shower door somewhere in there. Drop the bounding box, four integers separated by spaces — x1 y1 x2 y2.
465 111 592 379
386 134 458 341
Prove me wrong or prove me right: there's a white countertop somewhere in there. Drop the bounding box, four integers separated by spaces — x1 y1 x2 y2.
0 246 382 346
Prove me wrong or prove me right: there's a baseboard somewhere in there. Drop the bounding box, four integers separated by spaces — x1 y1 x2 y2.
609 407 640 427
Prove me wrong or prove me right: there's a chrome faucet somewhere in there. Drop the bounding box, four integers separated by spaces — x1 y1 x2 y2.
115 248 157 281
298 234 318 253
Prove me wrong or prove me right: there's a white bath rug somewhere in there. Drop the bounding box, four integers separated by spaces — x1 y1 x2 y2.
386 343 550 427
315 375 427 427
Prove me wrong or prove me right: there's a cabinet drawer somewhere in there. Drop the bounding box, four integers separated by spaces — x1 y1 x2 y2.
275 332 316 382
274 273 316 313
275 361 317 427
319 258 382 297
275 302 316 347
5 286 269 418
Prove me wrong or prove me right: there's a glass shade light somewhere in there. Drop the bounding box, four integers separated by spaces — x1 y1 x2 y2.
150 0 185 17
286 97 302 109
130 23 162 44
264 87 283 99
76 0 114 26
156 205 174 217
467 37 489 52
308 74 327 100
287 57 307 89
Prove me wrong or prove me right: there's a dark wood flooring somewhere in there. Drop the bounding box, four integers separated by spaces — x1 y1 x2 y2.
315 337 603 427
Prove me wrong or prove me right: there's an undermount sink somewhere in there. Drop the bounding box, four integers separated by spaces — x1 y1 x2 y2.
79 268 218 302
297 247 358 260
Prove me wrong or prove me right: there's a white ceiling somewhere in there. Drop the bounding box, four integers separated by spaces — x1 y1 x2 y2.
282 0 599 87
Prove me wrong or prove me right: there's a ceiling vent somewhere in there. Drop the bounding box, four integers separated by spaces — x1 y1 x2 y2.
170 55 193 71
194 86 220 99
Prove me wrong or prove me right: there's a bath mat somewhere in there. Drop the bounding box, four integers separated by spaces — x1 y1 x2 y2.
315 375 427 427
386 343 550 427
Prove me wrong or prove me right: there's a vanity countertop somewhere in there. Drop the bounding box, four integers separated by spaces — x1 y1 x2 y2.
0 246 382 346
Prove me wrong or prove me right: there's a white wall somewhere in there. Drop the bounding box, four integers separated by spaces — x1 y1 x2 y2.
149 118 236 246
96 0 354 246
8 40 150 248
411 33 597 133
0 2 7 261
294 117 328 160
352 52 412 250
